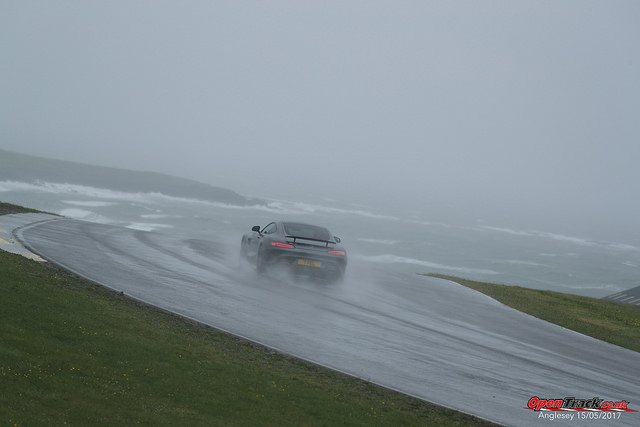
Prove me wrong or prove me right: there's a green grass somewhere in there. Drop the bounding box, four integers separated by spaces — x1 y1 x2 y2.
1 200 495 426
0 201 48 216
428 274 640 353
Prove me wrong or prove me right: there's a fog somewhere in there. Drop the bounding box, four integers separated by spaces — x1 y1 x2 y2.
2 1 639 238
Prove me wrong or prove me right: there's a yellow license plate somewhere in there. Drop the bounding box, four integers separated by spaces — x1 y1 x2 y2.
297 259 321 267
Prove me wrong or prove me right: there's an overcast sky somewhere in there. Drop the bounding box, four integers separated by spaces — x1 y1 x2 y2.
2 1 639 233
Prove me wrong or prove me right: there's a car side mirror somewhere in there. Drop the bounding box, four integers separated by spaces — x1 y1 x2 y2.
252 225 261 232
334 236 341 243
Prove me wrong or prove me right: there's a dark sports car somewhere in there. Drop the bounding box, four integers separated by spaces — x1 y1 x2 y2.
241 221 347 281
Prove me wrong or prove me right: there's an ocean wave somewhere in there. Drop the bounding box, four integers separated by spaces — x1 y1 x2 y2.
480 226 532 237
538 232 597 247
257 199 400 220
480 225 640 252
0 180 257 207
355 254 498 275
62 200 116 207
481 226 594 245
1 180 173 203
58 208 112 224
491 259 548 267
608 243 640 252
480 225 595 245
140 214 171 219
293 202 399 220
201 198 401 221
1 180 402 222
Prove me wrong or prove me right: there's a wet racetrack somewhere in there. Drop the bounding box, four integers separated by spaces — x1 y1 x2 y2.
15 216 640 426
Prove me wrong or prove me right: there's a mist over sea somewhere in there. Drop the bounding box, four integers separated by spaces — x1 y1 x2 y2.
1 179 638 298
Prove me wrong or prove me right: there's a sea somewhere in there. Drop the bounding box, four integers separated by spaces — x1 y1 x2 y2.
1 179 638 298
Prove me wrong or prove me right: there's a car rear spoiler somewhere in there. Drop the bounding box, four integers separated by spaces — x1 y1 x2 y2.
285 235 335 247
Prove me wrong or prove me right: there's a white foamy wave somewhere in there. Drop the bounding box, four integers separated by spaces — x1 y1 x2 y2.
199 198 400 221
492 259 548 267
356 254 498 275
140 214 170 219
206 201 293 213
58 208 112 224
182 200 298 214
1 180 399 222
239 197 399 220
480 226 531 236
481 225 595 245
608 243 640 252
0 180 168 203
539 232 597 247
479 225 640 251
0 180 249 208
63 200 116 207
286 202 399 220
0 180 44 192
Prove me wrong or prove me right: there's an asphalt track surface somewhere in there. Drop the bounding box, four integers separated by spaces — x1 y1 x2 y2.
13 216 640 426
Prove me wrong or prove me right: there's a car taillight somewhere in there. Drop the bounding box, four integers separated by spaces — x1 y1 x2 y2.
328 250 345 255
271 241 294 249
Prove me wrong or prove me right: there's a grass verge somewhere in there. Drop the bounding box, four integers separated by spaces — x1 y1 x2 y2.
428 274 640 353
0 201 48 216
1 203 494 426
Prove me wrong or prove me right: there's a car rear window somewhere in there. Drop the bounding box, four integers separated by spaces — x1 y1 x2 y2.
282 223 331 241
